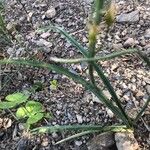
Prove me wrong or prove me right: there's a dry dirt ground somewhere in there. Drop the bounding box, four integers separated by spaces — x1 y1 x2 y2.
0 0 150 149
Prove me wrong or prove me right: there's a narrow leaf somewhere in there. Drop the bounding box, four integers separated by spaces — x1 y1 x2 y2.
31 124 128 134
55 130 99 145
50 49 138 63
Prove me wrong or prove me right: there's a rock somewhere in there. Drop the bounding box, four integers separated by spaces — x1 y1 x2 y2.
106 108 114 118
76 114 83 123
116 10 139 23
36 39 52 48
146 85 150 94
144 29 150 39
124 38 135 47
113 43 123 50
87 132 115 150
144 44 150 55
45 7 56 19
92 93 102 104
41 137 49 147
103 90 111 100
136 90 144 97
40 32 50 39
6 22 16 33
75 141 82 146
7 47 14 56
27 12 33 22
115 132 140 150
55 18 63 23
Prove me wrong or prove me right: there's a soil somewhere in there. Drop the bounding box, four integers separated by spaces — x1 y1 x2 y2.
0 0 150 150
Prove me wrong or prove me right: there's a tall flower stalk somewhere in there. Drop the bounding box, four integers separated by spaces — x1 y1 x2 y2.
88 0 104 85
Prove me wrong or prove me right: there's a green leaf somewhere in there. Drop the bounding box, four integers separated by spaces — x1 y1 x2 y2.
6 92 29 104
25 101 43 116
31 124 128 134
50 79 58 90
27 112 44 125
0 102 17 109
16 101 44 119
55 130 99 145
50 49 138 63
16 107 27 119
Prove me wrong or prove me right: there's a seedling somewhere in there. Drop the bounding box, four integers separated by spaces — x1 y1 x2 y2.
0 92 52 130
50 79 58 90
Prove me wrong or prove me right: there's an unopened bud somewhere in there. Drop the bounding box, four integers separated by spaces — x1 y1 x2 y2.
88 23 97 42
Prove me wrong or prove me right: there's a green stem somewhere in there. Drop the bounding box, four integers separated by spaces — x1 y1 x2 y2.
88 0 104 85
94 0 104 25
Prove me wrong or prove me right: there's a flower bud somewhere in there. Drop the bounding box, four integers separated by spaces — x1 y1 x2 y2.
105 1 116 27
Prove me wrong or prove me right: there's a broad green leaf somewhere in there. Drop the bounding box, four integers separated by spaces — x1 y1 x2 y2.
25 101 43 116
27 112 44 125
0 102 17 109
16 107 27 119
5 92 29 104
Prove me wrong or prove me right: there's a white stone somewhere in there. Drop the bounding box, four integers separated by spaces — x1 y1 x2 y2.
146 85 150 94
45 7 56 19
145 29 150 39
116 10 139 23
40 32 50 39
115 132 140 150
106 108 114 118
76 114 83 123
92 93 102 104
36 39 52 48
75 141 82 146
124 38 135 47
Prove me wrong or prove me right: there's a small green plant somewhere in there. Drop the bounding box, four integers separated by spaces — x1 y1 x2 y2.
16 100 45 129
0 92 51 129
50 79 58 90
0 0 149 145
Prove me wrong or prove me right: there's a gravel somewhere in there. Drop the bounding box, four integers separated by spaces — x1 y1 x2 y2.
1 0 150 149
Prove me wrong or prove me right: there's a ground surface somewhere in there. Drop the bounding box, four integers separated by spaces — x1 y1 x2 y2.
0 0 150 149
